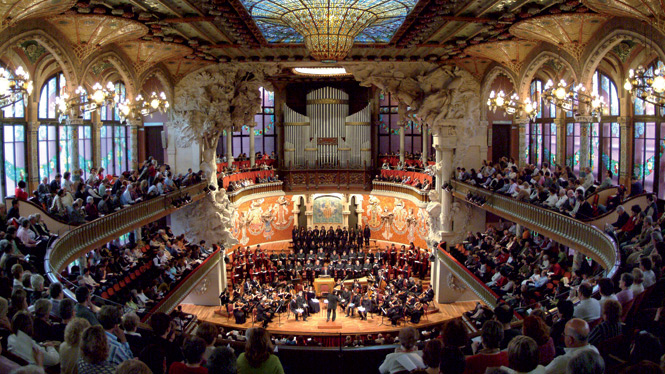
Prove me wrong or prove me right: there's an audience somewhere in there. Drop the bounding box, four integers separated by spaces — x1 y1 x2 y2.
59 317 90 374
545 318 597 374
237 327 284 374
465 320 508 374
78 325 116 373
502 335 546 374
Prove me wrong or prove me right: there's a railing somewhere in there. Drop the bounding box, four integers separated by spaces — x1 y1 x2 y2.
451 180 619 275
372 181 430 202
4 197 77 236
282 168 371 191
144 249 222 321
45 182 208 278
227 181 283 203
437 242 499 308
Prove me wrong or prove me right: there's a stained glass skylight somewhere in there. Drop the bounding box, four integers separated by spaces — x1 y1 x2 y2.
240 0 416 60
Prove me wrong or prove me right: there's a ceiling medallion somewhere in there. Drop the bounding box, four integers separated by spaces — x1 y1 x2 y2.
240 0 415 61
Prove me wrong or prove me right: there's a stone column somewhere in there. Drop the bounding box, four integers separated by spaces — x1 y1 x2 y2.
440 146 454 233
226 130 234 164
249 123 256 167
69 122 80 173
555 111 566 166
579 122 591 171
91 111 102 168
127 118 142 171
26 121 40 191
618 116 632 188
515 117 529 167
434 143 442 191
398 101 407 163
422 127 429 162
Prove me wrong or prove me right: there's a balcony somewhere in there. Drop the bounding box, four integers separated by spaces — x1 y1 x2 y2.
372 181 430 203
227 181 283 203
450 180 619 275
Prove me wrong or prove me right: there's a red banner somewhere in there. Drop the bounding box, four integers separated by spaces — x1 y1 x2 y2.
222 170 276 188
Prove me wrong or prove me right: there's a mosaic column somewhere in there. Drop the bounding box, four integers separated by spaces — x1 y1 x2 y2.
515 117 529 167
70 122 80 173
226 129 234 164
399 101 407 164
555 112 566 166
91 111 102 169
579 122 591 171
26 121 40 192
249 123 256 167
618 116 633 189
422 127 429 162
127 118 142 171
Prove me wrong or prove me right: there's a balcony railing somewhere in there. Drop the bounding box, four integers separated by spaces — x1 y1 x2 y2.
45 182 208 278
145 249 222 321
437 242 499 309
451 181 619 275
372 181 430 202
227 181 283 203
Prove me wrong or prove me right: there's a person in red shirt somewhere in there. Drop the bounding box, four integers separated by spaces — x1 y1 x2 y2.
14 181 28 201
464 320 509 374
169 336 208 374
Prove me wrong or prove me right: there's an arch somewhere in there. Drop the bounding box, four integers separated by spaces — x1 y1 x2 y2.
139 64 175 103
480 65 518 120
82 50 138 100
518 50 578 100
581 28 665 88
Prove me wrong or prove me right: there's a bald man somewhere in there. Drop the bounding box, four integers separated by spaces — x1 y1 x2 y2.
545 318 599 374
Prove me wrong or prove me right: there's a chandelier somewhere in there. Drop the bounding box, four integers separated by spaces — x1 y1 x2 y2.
117 91 169 121
0 66 33 109
542 79 606 120
242 0 414 61
624 65 665 109
56 82 118 123
487 90 539 121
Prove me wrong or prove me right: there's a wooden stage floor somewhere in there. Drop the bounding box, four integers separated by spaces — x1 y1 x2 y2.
180 300 479 336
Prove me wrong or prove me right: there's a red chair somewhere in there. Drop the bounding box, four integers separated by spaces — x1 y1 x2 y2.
101 291 109 299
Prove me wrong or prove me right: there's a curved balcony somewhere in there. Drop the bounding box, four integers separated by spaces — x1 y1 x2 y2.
437 242 499 309
45 182 208 282
371 181 430 202
451 180 619 274
227 181 284 203
3 197 78 236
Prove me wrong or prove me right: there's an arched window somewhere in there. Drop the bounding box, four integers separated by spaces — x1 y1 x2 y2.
527 79 557 167
377 91 428 157
633 60 665 197
99 81 129 176
37 73 74 181
590 70 620 183
0 65 27 197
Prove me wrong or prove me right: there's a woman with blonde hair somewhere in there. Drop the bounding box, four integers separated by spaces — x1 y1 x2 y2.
59 318 91 374
0 296 11 330
78 325 115 374
237 327 284 374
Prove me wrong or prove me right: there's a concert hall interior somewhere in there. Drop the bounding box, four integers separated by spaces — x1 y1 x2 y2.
1 0 665 373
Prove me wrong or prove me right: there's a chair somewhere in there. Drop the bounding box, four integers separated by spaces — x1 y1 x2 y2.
620 299 635 322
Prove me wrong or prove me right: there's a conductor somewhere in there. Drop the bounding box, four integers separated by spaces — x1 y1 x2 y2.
327 291 341 322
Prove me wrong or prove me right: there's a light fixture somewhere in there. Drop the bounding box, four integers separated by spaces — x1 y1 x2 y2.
55 82 118 123
542 79 606 121
625 65 665 109
0 66 33 109
117 91 169 121
487 90 539 121
292 67 350 76
242 0 414 61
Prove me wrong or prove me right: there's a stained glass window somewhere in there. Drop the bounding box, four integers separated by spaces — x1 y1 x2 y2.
38 125 58 181
78 125 92 179
378 91 428 157
221 87 276 159
588 70 621 183
3 124 26 196
565 123 581 175
528 79 556 166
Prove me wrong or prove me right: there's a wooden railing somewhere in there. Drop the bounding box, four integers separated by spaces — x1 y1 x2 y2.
144 249 222 321
227 181 283 203
437 242 499 309
372 181 430 202
45 182 208 277
451 181 619 274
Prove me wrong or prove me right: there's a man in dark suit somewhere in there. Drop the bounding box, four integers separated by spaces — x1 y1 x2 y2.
321 263 332 277
363 225 371 246
327 290 341 322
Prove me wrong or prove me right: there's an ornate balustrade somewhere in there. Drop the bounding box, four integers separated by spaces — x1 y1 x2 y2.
227 181 283 203
437 242 499 309
451 181 619 275
372 181 430 202
45 182 208 279
282 169 371 191
144 249 222 321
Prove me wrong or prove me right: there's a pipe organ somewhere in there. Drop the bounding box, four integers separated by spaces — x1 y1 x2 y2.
284 86 371 169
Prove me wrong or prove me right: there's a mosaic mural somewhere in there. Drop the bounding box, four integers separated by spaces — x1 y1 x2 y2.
312 195 343 225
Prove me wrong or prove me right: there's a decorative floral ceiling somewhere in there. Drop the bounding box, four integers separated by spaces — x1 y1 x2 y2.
239 0 417 44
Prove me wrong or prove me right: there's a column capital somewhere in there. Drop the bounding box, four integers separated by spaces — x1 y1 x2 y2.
573 115 597 123
617 116 630 126
513 117 530 125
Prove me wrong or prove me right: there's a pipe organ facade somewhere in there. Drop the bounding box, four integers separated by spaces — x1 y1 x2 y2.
283 86 371 169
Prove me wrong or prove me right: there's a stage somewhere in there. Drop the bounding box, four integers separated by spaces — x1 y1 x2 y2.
179 300 479 336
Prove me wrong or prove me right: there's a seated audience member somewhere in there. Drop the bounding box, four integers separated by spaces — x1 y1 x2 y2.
116 360 153 374
565 350 604 374
422 339 442 374
237 327 284 374
74 286 99 326
442 318 473 355
205 346 237 374
616 272 635 305
195 322 219 361
169 336 208 374
121 312 144 357
572 282 601 323
379 327 426 374
545 319 598 374
495 304 521 350
98 305 133 366
628 331 663 366
501 336 546 374
59 318 91 374
78 325 116 373
146 312 184 367
597 278 617 308
522 315 555 366
588 299 622 346
440 346 466 374
139 344 168 374
465 320 509 374
8 311 60 367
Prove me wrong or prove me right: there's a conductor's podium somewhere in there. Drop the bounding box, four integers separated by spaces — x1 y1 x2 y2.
313 277 369 296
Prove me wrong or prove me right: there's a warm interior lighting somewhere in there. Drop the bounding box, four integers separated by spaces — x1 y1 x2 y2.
292 67 350 76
